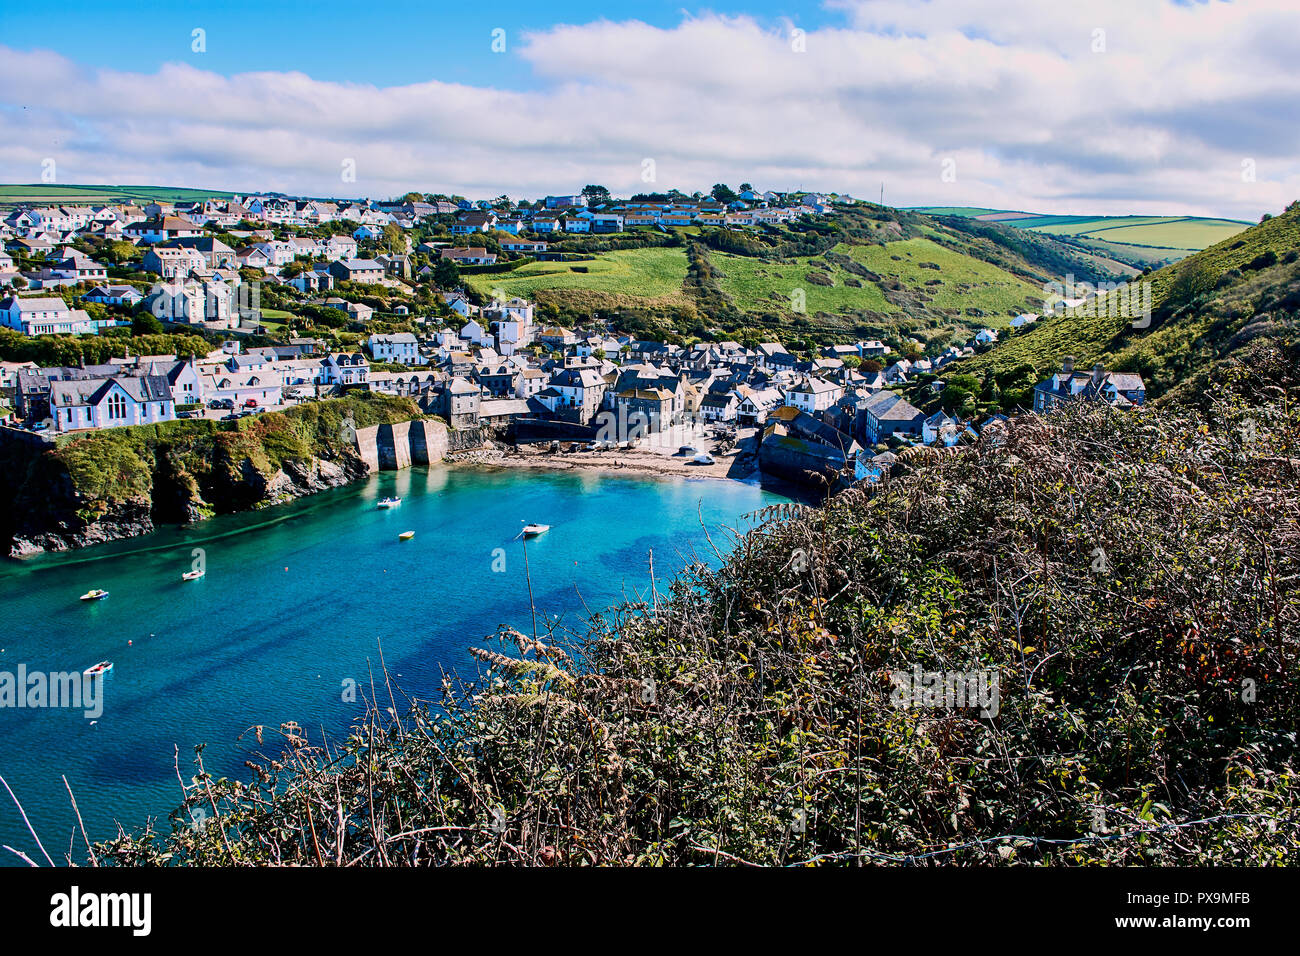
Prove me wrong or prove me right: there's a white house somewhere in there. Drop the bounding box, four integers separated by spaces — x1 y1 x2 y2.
83 285 144 307
321 352 370 386
0 296 97 336
785 376 844 414
460 319 493 348
49 374 176 432
202 371 283 408
368 332 419 365
736 386 784 426
144 246 206 279
143 280 237 328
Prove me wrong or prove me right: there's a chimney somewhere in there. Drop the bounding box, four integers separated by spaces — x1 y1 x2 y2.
1062 356 1074 375
1092 362 1105 385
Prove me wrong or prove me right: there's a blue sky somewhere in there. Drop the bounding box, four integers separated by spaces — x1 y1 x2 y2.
0 0 1297 217
0 1 834 89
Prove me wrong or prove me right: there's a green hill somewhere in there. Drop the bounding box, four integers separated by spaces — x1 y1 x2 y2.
514 204 1132 350
952 202 1300 400
0 183 238 207
464 247 691 308
910 207 1251 270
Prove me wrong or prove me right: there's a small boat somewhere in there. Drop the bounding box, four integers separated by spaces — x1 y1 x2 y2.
398 530 415 540
521 524 550 538
377 496 402 509
79 589 109 602
83 661 113 679
181 569 205 581
692 453 715 465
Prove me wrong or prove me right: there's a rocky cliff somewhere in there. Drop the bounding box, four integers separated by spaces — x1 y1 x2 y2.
0 394 450 557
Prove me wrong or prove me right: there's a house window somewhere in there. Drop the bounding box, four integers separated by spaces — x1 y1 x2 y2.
107 393 128 420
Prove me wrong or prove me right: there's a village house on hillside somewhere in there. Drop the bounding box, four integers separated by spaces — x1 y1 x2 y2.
1032 357 1147 412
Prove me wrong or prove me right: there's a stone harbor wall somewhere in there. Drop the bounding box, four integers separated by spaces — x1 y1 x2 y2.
352 419 488 472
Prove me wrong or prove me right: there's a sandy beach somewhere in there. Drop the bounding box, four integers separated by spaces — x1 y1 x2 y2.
445 423 762 482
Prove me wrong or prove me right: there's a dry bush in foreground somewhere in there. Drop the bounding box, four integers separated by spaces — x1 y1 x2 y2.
92 345 1300 866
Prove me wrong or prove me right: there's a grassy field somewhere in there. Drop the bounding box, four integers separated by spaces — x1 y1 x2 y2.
951 203 1300 398
714 237 1043 322
846 238 1046 317
912 207 1250 254
1026 215 1249 250
464 247 689 303
711 249 894 314
0 183 238 207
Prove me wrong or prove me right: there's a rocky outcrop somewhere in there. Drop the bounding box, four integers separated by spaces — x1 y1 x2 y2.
2 396 436 557
4 435 415 558
8 496 156 558
264 456 365 503
6 452 372 557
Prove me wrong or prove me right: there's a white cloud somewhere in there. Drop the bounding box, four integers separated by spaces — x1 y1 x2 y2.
0 2 1297 217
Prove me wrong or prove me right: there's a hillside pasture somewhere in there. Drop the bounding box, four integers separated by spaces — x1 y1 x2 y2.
0 183 237 207
464 247 690 304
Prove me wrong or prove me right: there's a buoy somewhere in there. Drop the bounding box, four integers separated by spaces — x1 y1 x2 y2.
127 640 133 646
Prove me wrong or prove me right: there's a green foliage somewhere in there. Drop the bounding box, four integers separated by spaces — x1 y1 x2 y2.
0 329 213 366
92 345 1300 866
955 203 1300 400
39 393 420 513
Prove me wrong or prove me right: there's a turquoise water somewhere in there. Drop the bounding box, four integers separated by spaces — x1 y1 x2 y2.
0 466 784 863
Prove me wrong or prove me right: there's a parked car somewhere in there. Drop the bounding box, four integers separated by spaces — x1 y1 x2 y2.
243 398 258 408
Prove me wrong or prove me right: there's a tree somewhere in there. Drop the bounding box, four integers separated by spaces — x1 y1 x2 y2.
711 184 738 204
940 385 972 411
133 313 164 335
739 183 753 193
432 259 459 288
582 185 612 207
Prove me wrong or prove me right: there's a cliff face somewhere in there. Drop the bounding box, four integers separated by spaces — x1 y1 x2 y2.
0 395 447 557
3 436 372 558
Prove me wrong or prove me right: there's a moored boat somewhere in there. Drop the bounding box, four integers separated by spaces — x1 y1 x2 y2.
83 661 113 679
79 589 109 602
398 530 415 540
521 523 550 538
378 496 402 508
182 569 205 581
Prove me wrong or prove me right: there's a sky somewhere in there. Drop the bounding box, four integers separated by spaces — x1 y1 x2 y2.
0 0 1297 219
